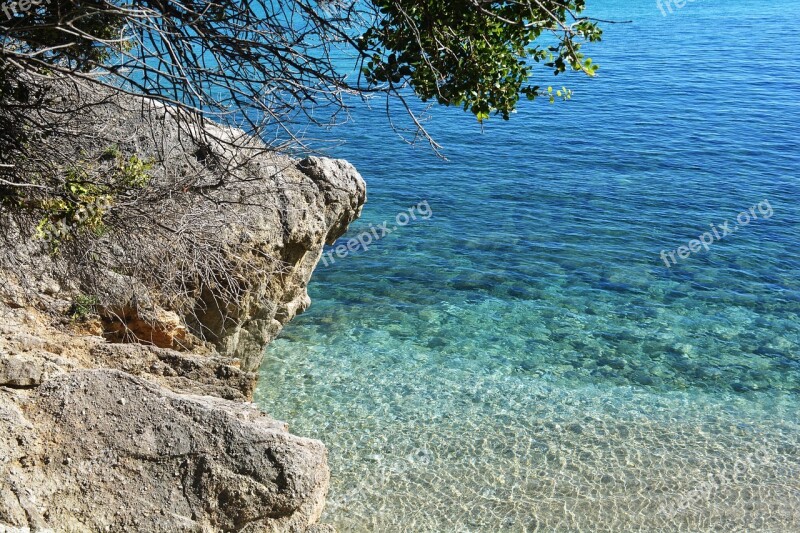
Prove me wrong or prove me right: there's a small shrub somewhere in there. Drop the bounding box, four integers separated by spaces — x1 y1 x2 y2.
69 294 99 320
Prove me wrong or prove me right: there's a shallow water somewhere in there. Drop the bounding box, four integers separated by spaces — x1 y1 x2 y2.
255 0 800 530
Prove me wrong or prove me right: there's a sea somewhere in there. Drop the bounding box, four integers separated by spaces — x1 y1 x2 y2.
254 0 800 530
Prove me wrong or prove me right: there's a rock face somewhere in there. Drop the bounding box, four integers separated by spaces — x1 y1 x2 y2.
0 90 367 530
1 370 329 532
188 155 367 371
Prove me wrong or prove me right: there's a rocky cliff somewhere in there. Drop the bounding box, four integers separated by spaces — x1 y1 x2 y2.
0 88 366 531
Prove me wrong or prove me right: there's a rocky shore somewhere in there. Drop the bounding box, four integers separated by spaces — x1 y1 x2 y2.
0 90 366 531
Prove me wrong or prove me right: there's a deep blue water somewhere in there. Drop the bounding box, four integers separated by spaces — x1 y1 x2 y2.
255 1 800 530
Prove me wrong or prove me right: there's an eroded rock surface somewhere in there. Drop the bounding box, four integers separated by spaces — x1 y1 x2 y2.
0 370 329 532
0 90 366 530
0 238 342 532
186 155 367 371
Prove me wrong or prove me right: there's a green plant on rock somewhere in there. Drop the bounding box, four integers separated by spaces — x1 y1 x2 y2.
114 154 153 189
34 152 153 247
35 166 111 244
100 146 153 188
69 293 99 320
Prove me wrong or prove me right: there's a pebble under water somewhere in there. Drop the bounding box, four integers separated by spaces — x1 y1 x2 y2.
256 0 800 530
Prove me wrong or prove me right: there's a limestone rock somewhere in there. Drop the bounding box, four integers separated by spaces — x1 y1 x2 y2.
100 306 189 349
1 370 329 532
0 357 46 388
0 86 364 531
185 155 366 371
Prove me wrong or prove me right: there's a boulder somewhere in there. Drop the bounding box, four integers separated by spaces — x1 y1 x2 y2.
1 370 330 532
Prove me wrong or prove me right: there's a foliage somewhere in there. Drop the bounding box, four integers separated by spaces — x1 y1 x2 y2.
0 0 605 338
360 0 602 121
34 175 111 245
1 0 127 72
30 152 152 248
1 0 603 145
109 151 154 189
69 293 99 320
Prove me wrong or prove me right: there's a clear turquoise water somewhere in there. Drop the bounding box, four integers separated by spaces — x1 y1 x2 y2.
255 1 800 530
